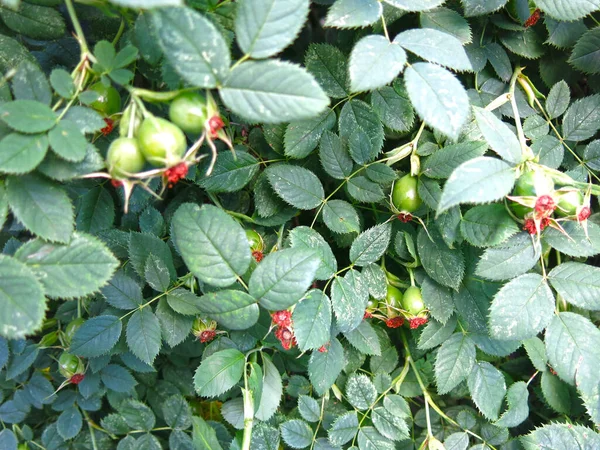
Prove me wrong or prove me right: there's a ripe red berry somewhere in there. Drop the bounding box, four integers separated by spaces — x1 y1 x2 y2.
101 118 114 136
385 317 404 328
252 250 264 262
199 330 216 343
409 317 428 329
165 162 189 188
524 9 541 27
70 374 85 385
272 310 292 327
578 206 591 222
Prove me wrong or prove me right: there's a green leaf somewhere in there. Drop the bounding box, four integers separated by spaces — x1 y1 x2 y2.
70 315 122 358
57 406 82 440
319 131 353 180
476 232 541 281
349 126 377 165
197 150 259 193
500 29 545 59
156 299 192 348
485 42 512 82
357 426 394 450
220 60 329 123
0 100 56 134
545 220 600 257
331 275 368 332
150 6 229 88
350 222 392 266
495 381 529 428
191 416 224 450
545 312 600 385
14 232 118 299
546 80 571 119
460 204 519 247
422 141 487 179
461 0 508 17
489 274 554 341
437 157 516 215
473 107 522 164
144 254 171 292
308 337 344 395
0 132 48 174
102 271 143 310
289 227 337 280
0 255 46 339
371 407 409 441
194 348 245 397
417 227 464 290
249 248 319 310
50 68 76 99
298 396 320 423
328 411 359 446
524 336 548 372
6 173 73 243
266 164 324 210
346 373 377 410
339 100 384 155
322 200 360 234
562 94 600 141
349 35 406 93
255 354 283 421
109 0 182 7
196 290 259 330
166 288 203 315
304 44 349 99
126 309 161 365
347 176 385 203
280 419 313 449
404 62 469 140
172 204 251 288
129 232 175 281
467 361 506 421
584 140 600 170
371 84 415 133
421 277 455 324
541 371 571 415
344 320 381 356
549 262 600 311
384 0 446 11
420 7 472 44
521 424 600 449
48 120 87 163
435 333 476 395
60 106 105 134
394 28 471 72
162 395 192 430
0 3 65 40
38 143 104 182
324 0 382 28
361 263 388 300
293 289 332 351
101 364 137 393
76 186 115 234
12 61 51 105
536 0 600 21
235 0 309 59
284 110 336 159
119 399 155 431
418 315 458 350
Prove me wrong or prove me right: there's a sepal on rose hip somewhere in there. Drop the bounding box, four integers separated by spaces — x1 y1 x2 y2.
192 317 217 343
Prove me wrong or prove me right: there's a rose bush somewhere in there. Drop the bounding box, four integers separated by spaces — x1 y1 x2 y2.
0 0 600 449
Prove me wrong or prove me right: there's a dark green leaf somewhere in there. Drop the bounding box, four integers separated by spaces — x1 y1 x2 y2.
197 290 259 330
70 315 122 358
194 348 245 397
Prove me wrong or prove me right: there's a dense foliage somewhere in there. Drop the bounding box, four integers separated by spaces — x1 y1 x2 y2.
1 0 600 449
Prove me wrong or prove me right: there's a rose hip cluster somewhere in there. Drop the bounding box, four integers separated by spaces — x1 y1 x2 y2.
272 310 296 350
365 285 429 331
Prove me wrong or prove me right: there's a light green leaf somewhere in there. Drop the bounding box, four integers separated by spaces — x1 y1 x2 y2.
328 411 359 446
12 61 51 106
255 355 283 421
444 433 469 450
350 222 392 266
322 200 360 234
197 150 259 193
384 0 446 11
346 373 377 410
280 419 313 449
344 320 381 356
476 232 541 281
331 275 368 332
308 337 344 395
48 120 87 163
495 382 529 428
417 227 464 290
562 94 600 141
172 203 251 288
101 271 143 310
70 315 122 358
166 288 203 315
235 0 309 59
266 164 324 210
422 141 487 179
546 80 571 119
467 361 506 421
249 248 320 310
289 227 337 280
536 0 600 21
489 274 554 341
349 126 377 165
461 0 508 17
194 348 245 397
0 255 46 339
196 290 259 330
349 35 406 93
192 416 223 450
298 396 320 423
357 426 394 450
544 221 600 257
304 43 349 99
421 277 455 324
420 7 472 44
155 299 192 348
435 333 476 395
126 309 161 365
319 131 353 180
418 315 458 350
339 99 384 154
361 263 388 300
371 84 415 133
285 111 336 159
473 106 522 164
524 337 548 372
460 204 519 247
0 132 48 174
394 28 471 71
372 407 409 441
521 424 600 449
404 62 470 140
14 232 118 299
119 399 155 431
293 289 332 352
549 262 600 311
220 60 329 123
0 100 56 134
6 174 73 243
150 6 230 87
50 68 76 99
324 0 382 29
437 157 516 215
144 254 171 292
347 176 385 203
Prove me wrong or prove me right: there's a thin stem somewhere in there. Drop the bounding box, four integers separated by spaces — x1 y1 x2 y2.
380 15 390 41
119 281 187 321
241 358 255 450
509 67 532 159
231 54 250 71
112 20 125 46
309 396 327 450
64 0 90 57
